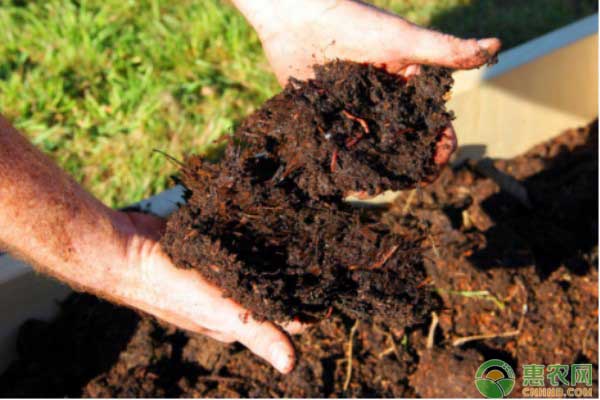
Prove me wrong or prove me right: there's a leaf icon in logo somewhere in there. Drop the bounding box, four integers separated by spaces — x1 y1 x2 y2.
475 379 504 399
497 378 515 396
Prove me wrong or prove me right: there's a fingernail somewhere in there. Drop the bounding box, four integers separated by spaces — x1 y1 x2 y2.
477 38 500 53
269 341 292 373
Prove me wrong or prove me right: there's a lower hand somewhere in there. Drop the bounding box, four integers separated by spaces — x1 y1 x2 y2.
106 211 298 373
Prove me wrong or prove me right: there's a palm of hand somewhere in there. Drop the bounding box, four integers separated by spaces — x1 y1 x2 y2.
115 212 299 373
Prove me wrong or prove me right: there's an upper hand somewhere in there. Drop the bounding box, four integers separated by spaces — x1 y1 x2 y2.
256 0 501 84
240 0 500 165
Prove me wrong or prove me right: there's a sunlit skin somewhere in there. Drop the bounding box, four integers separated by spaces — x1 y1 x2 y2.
0 0 500 374
234 0 500 165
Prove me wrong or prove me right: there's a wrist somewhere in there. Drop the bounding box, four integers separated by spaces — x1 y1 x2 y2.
64 210 137 297
232 0 336 39
97 211 167 305
38 209 141 301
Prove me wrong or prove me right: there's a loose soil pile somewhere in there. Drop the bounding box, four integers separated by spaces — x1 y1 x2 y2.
1 122 597 397
161 61 453 325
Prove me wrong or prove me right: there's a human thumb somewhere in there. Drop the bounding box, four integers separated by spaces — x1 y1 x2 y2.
231 313 296 373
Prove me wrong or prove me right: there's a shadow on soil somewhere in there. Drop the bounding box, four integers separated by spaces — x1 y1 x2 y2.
0 294 140 397
462 120 598 279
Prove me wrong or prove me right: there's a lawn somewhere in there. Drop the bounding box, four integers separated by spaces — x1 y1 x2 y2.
0 0 596 207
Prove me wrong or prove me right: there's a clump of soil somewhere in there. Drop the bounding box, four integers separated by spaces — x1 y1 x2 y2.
1 122 597 397
192 61 453 201
240 62 453 199
163 203 436 326
161 61 453 325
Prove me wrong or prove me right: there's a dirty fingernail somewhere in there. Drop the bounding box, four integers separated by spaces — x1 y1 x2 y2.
269 342 293 373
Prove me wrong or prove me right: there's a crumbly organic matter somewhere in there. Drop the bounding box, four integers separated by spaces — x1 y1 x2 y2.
163 201 436 326
1 122 597 397
161 61 453 325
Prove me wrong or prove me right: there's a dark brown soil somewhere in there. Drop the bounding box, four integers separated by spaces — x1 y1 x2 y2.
404 120 598 397
163 202 437 327
1 122 597 398
200 61 453 201
161 61 453 325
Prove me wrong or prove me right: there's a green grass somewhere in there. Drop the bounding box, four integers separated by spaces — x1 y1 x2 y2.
0 0 596 207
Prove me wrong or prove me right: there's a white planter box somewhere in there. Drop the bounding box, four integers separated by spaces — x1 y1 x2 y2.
0 14 597 373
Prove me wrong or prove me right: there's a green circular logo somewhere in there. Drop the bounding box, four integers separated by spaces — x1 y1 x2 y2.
475 359 515 398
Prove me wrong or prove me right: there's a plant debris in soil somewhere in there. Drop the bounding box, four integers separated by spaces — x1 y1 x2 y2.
161 61 454 325
1 121 596 398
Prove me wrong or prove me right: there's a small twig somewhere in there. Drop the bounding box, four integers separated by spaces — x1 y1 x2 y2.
516 303 527 331
452 330 520 347
462 209 473 230
343 320 360 392
402 189 417 214
416 276 433 289
281 154 302 180
378 347 395 358
367 245 399 270
397 127 415 135
341 110 369 134
452 302 528 347
428 234 440 259
377 333 401 360
197 375 263 390
196 375 245 384
330 149 338 172
426 311 439 349
345 136 360 148
152 149 184 167
389 334 402 360
437 289 505 311
349 244 400 271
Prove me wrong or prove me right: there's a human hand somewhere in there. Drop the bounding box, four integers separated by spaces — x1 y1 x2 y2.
233 0 501 165
0 115 295 373
243 0 500 83
105 211 298 373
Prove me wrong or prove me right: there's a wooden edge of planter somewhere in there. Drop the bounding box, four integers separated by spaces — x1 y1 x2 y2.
450 13 598 163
